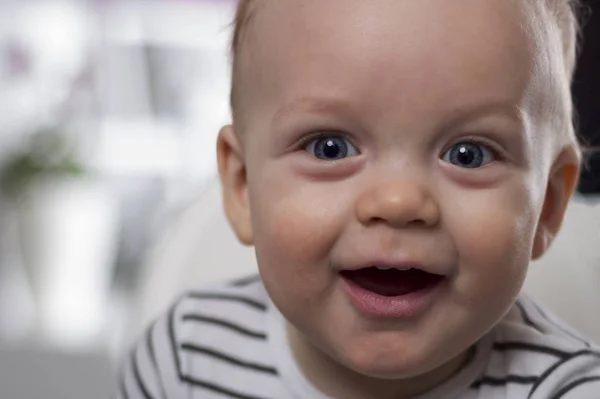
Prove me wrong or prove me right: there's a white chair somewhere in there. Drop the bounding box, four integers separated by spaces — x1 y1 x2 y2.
525 195 600 340
131 178 257 337
131 178 600 343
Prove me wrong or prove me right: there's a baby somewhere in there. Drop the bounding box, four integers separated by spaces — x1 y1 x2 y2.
117 0 600 398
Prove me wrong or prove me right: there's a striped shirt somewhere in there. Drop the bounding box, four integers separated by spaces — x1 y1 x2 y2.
117 276 600 399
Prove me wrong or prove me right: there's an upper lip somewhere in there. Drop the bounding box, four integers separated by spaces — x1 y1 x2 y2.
339 260 447 276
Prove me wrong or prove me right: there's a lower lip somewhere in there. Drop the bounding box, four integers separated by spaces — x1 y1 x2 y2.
340 274 444 319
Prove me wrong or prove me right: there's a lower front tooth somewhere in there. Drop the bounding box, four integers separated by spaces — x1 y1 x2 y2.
375 266 413 271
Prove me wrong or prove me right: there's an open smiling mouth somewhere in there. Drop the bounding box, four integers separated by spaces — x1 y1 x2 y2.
339 267 446 318
341 267 445 296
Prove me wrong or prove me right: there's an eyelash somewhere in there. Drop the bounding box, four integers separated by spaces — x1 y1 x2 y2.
296 131 357 150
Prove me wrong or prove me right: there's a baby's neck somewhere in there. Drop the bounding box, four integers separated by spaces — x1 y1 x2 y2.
287 322 471 399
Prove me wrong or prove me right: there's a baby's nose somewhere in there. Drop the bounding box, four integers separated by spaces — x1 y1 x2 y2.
354 177 440 229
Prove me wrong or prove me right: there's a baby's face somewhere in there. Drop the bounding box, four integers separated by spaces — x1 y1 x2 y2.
221 0 576 389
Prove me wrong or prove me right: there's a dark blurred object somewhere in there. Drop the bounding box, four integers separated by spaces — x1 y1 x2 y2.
573 0 600 194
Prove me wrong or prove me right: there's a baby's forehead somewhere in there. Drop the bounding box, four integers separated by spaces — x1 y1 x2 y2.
242 3 542 109
233 0 572 157
242 0 536 50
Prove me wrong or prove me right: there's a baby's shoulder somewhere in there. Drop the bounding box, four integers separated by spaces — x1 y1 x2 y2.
116 275 279 399
486 295 600 398
496 294 596 351
172 274 270 341
170 274 274 369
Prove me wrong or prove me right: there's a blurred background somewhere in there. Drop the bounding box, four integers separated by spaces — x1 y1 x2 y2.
0 1 597 398
0 1 236 397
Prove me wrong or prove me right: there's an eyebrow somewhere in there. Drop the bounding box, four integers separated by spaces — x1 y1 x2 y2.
271 96 525 130
272 97 354 125
441 101 526 131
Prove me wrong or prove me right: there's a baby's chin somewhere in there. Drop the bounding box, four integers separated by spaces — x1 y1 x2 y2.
316 331 468 382
343 350 448 380
345 360 439 381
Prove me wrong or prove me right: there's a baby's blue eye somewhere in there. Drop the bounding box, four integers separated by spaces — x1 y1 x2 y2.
305 135 360 160
442 142 495 168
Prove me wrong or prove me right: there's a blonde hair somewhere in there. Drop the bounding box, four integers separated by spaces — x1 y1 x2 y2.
230 0 258 123
230 0 583 146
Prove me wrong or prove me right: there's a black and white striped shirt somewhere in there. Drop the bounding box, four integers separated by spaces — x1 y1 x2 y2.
117 276 600 399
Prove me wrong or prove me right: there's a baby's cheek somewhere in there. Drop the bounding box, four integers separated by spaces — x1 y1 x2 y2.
251 186 349 299
249 162 343 260
449 199 536 306
257 198 339 261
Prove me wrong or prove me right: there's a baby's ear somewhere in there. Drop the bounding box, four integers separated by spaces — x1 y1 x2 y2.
217 125 254 245
531 147 581 260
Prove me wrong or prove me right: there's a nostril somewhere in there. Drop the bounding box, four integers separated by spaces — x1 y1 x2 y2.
367 216 430 228
409 219 429 227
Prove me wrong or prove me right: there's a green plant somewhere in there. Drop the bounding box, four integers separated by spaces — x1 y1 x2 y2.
0 130 87 198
